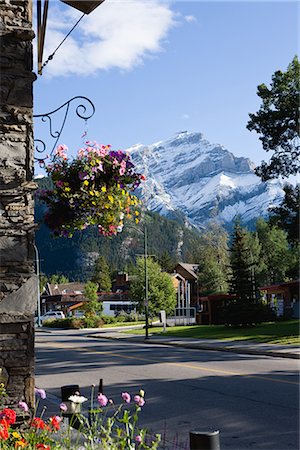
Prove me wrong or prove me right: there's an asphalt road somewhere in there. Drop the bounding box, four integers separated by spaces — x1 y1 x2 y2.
35 330 299 450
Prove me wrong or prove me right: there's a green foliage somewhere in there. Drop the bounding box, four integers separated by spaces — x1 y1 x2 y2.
247 56 300 180
197 221 230 294
91 255 112 291
229 219 256 302
45 316 104 329
83 281 103 317
48 274 69 284
130 257 176 316
269 184 299 246
255 218 294 285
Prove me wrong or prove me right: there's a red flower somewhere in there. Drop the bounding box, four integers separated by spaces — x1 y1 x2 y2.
0 419 9 440
36 444 50 450
0 408 16 425
31 418 49 430
49 415 61 431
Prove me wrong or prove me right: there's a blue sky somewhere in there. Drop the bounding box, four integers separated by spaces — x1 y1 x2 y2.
33 1 299 174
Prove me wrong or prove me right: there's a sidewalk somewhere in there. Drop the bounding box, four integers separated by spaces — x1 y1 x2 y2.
86 328 300 359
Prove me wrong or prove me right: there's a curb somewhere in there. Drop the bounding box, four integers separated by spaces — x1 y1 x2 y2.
88 334 300 360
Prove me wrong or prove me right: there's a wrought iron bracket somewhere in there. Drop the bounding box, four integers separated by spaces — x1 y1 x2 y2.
33 96 95 164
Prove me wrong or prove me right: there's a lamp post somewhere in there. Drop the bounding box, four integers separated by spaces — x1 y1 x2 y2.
127 225 149 340
33 243 42 328
143 226 149 340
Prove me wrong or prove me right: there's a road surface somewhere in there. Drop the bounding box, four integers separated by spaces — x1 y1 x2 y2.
35 330 299 450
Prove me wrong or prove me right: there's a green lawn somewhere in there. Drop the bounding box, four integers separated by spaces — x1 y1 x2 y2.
124 320 300 345
102 321 145 328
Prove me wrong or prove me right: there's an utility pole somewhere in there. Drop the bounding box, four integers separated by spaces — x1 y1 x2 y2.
144 226 149 340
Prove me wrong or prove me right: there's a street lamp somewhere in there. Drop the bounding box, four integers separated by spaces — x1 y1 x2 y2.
127 225 149 340
33 243 42 328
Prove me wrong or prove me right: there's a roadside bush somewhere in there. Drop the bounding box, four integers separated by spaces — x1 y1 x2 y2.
222 300 276 326
44 316 103 329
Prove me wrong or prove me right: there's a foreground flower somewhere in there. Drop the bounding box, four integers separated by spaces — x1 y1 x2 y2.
121 392 131 404
68 395 88 404
35 388 46 399
36 444 51 450
15 439 27 448
135 435 142 443
0 419 9 440
97 393 108 407
31 417 49 430
0 408 16 425
50 415 61 431
60 402 68 412
134 395 145 407
18 401 29 412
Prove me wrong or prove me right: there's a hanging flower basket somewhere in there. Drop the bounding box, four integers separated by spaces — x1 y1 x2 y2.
37 142 145 237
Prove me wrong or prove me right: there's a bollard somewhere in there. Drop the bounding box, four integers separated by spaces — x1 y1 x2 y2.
190 430 220 450
98 378 103 394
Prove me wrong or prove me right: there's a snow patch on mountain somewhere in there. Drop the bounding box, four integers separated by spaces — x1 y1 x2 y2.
127 131 284 229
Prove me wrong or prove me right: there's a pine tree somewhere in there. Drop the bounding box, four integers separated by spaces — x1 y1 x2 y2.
247 56 300 180
229 220 256 302
91 256 112 292
269 184 299 246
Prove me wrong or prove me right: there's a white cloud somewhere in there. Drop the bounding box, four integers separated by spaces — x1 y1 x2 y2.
182 114 190 120
42 0 177 77
184 15 197 23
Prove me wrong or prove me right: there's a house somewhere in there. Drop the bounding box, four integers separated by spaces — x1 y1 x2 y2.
41 280 138 317
169 263 200 323
259 280 300 318
41 282 86 315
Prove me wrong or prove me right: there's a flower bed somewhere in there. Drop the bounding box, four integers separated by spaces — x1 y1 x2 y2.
37 143 145 238
0 385 160 449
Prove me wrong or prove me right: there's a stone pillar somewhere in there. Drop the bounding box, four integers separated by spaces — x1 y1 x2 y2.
0 0 36 412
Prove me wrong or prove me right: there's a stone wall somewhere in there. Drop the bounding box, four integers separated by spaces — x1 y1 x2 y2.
0 0 36 411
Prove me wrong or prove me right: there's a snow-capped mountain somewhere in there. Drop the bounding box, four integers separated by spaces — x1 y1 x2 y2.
127 131 284 229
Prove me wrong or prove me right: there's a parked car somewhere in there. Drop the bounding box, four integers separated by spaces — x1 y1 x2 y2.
37 311 65 325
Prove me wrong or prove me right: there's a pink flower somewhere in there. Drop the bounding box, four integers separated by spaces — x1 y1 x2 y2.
35 388 46 399
134 395 145 407
55 180 64 188
60 403 68 412
18 401 29 412
97 393 108 407
121 392 131 404
135 435 142 443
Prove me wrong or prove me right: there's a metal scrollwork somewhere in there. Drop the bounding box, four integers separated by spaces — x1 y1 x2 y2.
33 96 96 162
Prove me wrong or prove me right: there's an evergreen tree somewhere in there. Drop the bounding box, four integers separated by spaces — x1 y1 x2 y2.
247 56 300 180
269 184 299 246
91 256 112 292
197 222 230 294
129 257 176 316
229 220 256 302
159 250 177 273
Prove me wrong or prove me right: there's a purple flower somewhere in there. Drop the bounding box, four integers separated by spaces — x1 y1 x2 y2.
97 393 108 407
78 171 88 180
134 395 145 407
18 401 29 412
35 388 46 399
60 403 68 412
121 392 131 404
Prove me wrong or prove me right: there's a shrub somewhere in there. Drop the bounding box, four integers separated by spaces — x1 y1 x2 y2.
222 300 276 326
